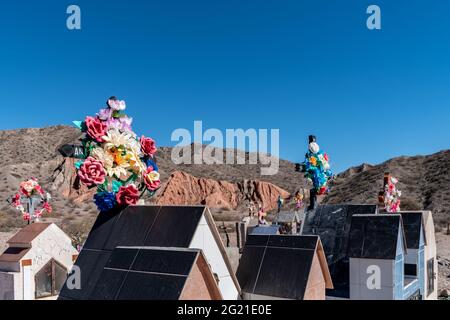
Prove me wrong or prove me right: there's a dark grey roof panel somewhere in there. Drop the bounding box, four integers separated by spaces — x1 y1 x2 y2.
87 247 201 300
83 209 121 250
59 206 208 300
144 206 204 247
236 235 319 300
117 272 186 300
400 212 423 249
105 248 139 270
301 204 378 298
131 248 198 275
348 215 402 259
89 269 128 300
245 235 270 246
104 206 161 250
267 235 318 250
236 246 266 293
59 249 112 300
254 247 314 299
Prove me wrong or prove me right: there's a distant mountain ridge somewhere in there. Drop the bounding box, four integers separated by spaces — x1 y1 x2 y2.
0 125 448 231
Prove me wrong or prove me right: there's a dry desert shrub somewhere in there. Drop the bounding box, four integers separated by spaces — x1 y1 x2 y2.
0 211 24 232
61 216 96 248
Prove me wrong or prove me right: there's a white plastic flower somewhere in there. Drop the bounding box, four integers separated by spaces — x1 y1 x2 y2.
91 147 114 169
103 129 136 150
128 150 146 175
107 164 132 181
309 142 320 154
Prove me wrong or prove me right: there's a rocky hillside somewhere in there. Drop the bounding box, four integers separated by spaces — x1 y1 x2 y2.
157 171 290 211
0 126 308 235
0 125 449 295
324 150 450 224
0 125 449 230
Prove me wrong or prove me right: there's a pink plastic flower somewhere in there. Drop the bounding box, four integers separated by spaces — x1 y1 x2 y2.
108 99 126 111
85 116 107 142
43 202 53 214
140 136 157 156
78 157 107 187
20 179 38 196
143 166 161 191
116 184 140 206
97 108 113 121
34 209 42 218
106 116 133 132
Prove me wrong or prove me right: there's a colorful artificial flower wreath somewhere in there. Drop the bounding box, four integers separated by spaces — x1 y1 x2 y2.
301 139 333 195
74 97 161 212
10 178 52 222
378 173 401 213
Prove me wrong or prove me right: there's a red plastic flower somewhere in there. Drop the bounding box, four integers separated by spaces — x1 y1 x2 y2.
318 186 327 195
116 184 140 206
140 136 157 156
78 157 107 187
13 194 21 206
324 153 329 162
85 116 107 142
143 166 161 191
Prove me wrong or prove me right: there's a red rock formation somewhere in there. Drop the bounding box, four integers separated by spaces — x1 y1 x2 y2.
50 157 96 204
157 171 291 211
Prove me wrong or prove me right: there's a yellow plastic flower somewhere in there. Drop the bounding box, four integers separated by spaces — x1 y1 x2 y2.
309 157 317 166
91 147 114 169
128 150 146 175
145 170 160 183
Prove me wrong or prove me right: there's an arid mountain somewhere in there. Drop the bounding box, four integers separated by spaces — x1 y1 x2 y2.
323 150 450 223
0 125 449 225
157 171 290 211
0 125 308 234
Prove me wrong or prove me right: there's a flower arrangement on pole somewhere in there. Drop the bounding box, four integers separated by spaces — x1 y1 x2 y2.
73 97 161 212
300 136 333 195
9 177 52 222
378 173 401 213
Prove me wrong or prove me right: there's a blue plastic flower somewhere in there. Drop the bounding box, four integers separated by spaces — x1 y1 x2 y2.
142 157 158 172
94 192 117 212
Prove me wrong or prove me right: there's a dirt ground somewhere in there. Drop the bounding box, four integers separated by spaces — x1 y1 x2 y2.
436 232 450 294
0 229 17 253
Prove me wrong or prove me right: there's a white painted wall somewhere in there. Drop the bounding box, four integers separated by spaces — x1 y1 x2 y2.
350 258 395 300
189 215 240 300
422 211 438 300
0 224 77 300
22 265 32 300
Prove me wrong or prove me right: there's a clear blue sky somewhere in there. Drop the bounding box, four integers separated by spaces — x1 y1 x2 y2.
1 1 449 173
